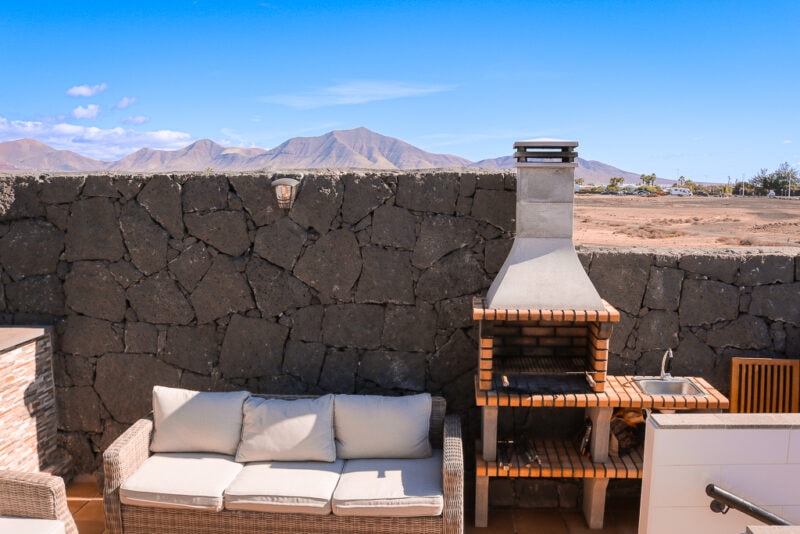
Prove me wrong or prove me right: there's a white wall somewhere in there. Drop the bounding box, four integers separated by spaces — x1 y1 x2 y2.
640 413 800 534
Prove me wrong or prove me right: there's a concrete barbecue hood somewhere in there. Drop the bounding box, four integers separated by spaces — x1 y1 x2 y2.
485 139 606 312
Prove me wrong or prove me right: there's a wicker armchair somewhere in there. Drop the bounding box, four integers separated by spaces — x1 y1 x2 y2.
104 394 464 534
0 469 78 534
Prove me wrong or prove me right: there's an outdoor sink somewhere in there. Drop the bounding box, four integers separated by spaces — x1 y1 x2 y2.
632 376 706 396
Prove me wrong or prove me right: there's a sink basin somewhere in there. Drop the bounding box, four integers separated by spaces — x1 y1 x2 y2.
632 377 706 396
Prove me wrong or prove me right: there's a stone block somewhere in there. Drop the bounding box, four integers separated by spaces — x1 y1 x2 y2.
679 279 739 326
63 354 95 387
65 198 125 262
219 314 288 378
0 220 63 280
65 262 127 322
95 353 181 423
109 261 143 289
125 322 158 353
672 331 718 377
290 175 343 234
679 253 740 283
286 305 324 342
182 175 229 212
484 238 512 274
609 311 636 355
430 328 475 384
39 176 85 204
246 256 312 318
0 178 44 220
128 271 195 325
60 315 124 356
57 386 103 432
253 217 307 270
396 173 459 214
643 266 684 311
416 249 490 303
137 175 184 238
436 295 474 329
588 250 651 314
5 275 65 316
82 175 117 198
283 340 325 384
341 174 393 224
371 205 417 249
471 189 515 232
120 202 169 275
636 310 679 351
229 175 283 226
412 215 476 268
355 247 414 304
190 255 255 324
168 241 212 291
737 255 795 285
294 229 361 302
707 315 771 349
322 304 384 349
185 210 250 256
475 174 506 191
749 282 800 323
359 350 426 391
319 348 358 393
382 305 436 352
162 324 219 374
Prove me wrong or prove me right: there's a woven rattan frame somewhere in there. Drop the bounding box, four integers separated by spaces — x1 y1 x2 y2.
104 394 463 534
0 469 79 534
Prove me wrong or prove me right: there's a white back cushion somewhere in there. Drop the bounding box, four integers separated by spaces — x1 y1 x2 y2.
235 394 336 462
150 386 249 455
334 394 432 459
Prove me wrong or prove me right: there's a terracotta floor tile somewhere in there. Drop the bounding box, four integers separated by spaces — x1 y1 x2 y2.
72 499 105 534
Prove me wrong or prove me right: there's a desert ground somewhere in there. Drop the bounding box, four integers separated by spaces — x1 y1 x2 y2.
573 195 800 248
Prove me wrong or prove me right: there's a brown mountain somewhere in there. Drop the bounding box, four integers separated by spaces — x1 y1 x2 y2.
0 128 645 181
249 127 471 170
0 138 110 172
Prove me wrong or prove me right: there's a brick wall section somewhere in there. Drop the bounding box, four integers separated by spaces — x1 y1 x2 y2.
0 329 60 473
0 172 798 476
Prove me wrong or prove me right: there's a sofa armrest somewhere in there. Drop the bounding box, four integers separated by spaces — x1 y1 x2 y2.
103 418 154 534
0 469 78 534
442 414 464 534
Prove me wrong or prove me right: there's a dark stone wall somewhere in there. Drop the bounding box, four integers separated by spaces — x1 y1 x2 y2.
0 172 798 475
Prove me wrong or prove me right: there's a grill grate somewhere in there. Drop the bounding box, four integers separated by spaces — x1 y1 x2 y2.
494 356 586 375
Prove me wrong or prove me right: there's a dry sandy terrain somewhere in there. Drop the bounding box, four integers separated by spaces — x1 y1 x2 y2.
573 195 800 248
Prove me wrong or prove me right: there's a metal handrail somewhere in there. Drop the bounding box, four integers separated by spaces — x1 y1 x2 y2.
706 484 792 526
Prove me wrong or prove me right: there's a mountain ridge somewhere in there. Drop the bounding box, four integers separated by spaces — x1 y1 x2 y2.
0 127 649 183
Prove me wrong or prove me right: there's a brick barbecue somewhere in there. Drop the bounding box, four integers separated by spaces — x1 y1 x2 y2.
475 140 619 394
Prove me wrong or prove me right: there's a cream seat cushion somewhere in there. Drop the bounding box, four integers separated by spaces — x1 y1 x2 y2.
150 386 250 455
0 517 65 534
332 450 443 517
120 453 243 511
236 394 335 462
224 459 344 514
334 393 431 459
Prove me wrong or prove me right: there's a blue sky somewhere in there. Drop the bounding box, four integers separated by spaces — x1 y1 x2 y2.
1 0 798 182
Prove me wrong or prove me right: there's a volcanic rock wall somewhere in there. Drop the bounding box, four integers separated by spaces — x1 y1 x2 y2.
0 172 798 474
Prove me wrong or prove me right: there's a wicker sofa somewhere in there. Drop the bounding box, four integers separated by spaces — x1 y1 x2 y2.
103 388 463 534
0 469 78 534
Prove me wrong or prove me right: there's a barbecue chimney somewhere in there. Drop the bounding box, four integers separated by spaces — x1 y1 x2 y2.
485 139 605 311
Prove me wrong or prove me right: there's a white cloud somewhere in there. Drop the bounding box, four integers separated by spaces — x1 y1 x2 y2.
66 83 107 97
0 116 192 160
123 115 150 125
115 96 137 109
783 139 793 144
72 104 101 119
263 80 454 109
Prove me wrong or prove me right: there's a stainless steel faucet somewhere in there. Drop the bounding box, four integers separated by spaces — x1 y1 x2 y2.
660 349 673 379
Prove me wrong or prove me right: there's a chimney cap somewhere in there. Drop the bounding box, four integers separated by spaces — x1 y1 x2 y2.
514 138 578 148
